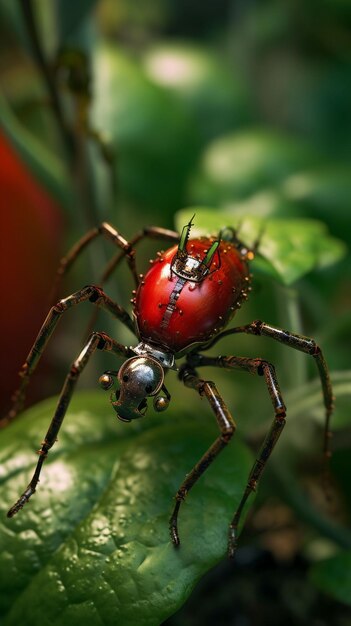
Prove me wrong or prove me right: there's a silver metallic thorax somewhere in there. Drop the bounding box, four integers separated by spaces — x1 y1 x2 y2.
133 341 175 369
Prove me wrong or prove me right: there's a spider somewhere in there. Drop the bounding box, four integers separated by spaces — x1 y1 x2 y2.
6 217 333 558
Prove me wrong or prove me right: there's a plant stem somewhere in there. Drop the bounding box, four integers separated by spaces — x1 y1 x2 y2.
18 1 120 295
18 0 75 159
18 1 104 259
277 284 307 388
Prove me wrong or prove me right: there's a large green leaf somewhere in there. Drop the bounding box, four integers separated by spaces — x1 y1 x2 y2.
175 208 346 285
0 391 253 625
309 551 351 606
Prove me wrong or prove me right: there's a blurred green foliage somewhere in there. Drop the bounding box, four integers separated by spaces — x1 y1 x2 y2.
1 0 351 624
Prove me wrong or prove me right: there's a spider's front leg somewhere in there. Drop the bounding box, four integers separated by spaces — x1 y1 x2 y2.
169 365 237 548
52 222 179 300
6 285 134 424
7 332 131 517
49 222 179 340
99 225 179 285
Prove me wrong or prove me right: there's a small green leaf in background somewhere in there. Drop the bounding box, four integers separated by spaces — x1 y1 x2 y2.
189 129 321 206
281 167 351 244
309 551 351 607
176 208 347 285
0 391 253 625
143 42 252 142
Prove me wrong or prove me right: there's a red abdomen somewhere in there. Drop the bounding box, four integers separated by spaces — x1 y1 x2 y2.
134 238 250 354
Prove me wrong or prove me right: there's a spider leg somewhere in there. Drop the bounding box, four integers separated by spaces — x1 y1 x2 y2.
7 332 129 517
203 321 334 470
99 225 179 285
187 353 286 558
169 365 236 548
85 226 180 338
52 223 179 301
6 285 134 424
51 222 139 298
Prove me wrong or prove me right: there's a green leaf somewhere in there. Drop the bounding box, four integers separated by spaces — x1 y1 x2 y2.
175 208 347 285
309 551 351 606
189 129 321 205
0 391 253 625
143 42 252 142
281 167 351 245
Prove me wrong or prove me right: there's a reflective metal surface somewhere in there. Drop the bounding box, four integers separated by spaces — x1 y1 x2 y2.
111 355 165 421
133 341 175 369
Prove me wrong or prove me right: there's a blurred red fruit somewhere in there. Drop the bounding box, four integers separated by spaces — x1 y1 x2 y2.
0 130 64 415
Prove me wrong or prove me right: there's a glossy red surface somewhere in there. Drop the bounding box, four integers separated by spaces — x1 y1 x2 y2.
134 238 249 353
0 131 64 414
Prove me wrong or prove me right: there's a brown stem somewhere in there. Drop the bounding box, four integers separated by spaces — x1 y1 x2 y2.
18 0 75 158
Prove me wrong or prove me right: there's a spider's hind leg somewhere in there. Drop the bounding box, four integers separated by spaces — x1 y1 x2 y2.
187 353 287 559
169 365 236 548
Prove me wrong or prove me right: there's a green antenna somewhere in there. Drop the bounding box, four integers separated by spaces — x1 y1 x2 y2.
178 214 195 255
203 238 220 267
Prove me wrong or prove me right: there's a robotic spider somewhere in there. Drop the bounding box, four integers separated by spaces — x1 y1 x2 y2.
6 218 334 558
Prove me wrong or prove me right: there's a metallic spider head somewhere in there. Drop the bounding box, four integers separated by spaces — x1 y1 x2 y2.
99 355 166 422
